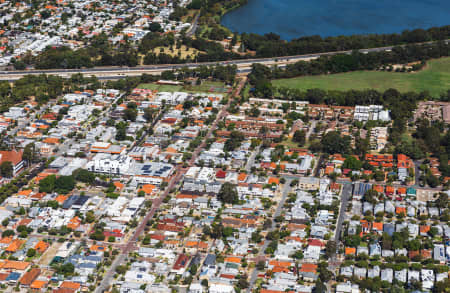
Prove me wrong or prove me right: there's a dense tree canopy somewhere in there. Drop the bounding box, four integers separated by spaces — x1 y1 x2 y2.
218 182 238 204
0 162 13 178
39 175 75 194
321 131 351 154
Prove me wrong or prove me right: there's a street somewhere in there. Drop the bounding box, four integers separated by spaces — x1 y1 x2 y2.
245 145 260 173
247 178 292 292
334 183 353 244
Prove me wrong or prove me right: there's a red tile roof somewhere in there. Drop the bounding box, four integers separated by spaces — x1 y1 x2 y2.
0 150 23 165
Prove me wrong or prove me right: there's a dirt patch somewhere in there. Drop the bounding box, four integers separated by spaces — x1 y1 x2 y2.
38 242 62 266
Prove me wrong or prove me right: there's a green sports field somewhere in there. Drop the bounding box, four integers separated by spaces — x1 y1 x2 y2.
272 57 450 97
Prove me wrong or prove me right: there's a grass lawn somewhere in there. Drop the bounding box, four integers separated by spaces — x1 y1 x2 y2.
242 84 250 99
137 83 184 92
272 57 450 97
138 81 228 93
185 81 230 93
280 137 301 149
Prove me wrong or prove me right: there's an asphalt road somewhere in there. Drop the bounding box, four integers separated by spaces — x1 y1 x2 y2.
186 13 200 38
245 145 260 173
334 182 353 244
247 178 292 292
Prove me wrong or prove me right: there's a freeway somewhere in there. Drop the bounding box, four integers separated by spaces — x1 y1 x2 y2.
1 39 448 81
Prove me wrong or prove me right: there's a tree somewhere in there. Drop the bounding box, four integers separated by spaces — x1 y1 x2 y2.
26 248 36 257
2 230 14 237
293 130 306 146
223 131 245 152
55 175 75 194
321 131 351 154
291 250 304 260
236 275 249 289
143 108 156 122
73 168 95 184
142 235 151 245
123 108 137 121
217 182 238 204
407 239 421 251
149 22 162 32
115 127 127 141
318 262 333 282
435 193 448 209
426 174 439 188
325 240 337 259
249 107 260 117
0 161 13 178
46 200 59 209
223 227 233 237
342 156 362 170
209 223 224 239
256 261 265 270
434 278 450 293
56 263 75 276
374 170 385 182
85 211 95 223
189 264 198 275
381 232 392 250
39 174 56 193
363 189 379 205
116 265 127 274
22 143 36 165
106 118 115 126
313 279 327 293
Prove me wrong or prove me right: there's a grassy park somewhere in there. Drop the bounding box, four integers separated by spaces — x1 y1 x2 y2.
138 81 230 93
272 57 450 97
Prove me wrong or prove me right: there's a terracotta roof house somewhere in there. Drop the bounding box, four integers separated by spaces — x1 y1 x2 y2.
345 247 356 255
67 216 82 230
19 268 41 287
5 239 24 253
60 281 81 291
35 241 49 253
30 279 47 290
53 288 78 293
268 177 280 185
0 260 30 270
0 150 24 177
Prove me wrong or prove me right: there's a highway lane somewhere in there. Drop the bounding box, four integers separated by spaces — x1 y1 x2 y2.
2 39 448 81
0 67 255 81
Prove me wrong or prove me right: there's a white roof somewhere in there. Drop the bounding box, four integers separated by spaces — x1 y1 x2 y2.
92 142 111 148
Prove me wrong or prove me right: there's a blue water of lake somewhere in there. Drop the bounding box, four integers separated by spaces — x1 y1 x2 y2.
221 0 450 40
